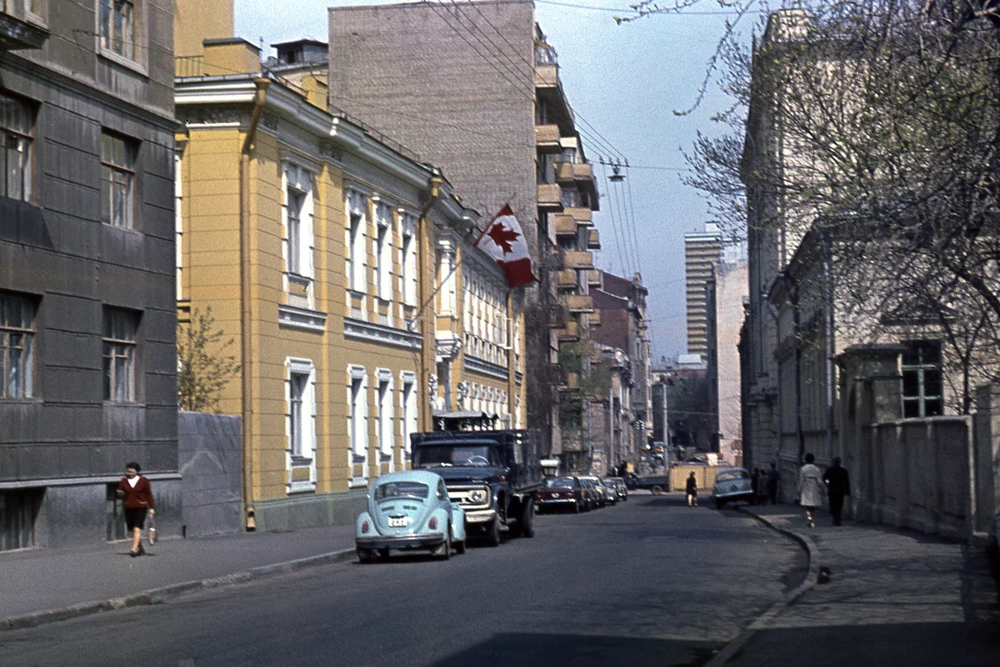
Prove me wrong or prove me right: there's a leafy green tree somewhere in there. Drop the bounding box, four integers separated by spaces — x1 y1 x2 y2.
177 307 241 413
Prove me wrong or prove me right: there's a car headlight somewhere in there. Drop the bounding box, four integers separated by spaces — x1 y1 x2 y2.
470 489 488 503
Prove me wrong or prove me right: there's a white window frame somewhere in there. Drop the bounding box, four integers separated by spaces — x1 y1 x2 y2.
374 201 393 302
348 365 369 487
399 371 417 466
346 190 367 293
283 162 315 280
376 368 394 472
400 211 418 306
286 358 317 493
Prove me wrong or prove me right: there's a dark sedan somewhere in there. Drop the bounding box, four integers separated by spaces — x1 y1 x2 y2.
537 476 585 513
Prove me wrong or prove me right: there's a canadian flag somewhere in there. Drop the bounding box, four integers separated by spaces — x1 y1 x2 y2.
473 204 537 289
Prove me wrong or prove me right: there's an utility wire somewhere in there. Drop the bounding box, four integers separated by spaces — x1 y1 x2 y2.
598 161 628 276
623 163 644 275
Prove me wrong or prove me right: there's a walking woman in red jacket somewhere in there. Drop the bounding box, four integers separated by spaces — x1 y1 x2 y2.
117 462 155 557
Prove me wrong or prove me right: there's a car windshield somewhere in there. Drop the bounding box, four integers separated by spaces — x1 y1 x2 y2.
413 444 499 468
545 477 576 488
716 471 749 483
374 481 429 500
603 481 615 488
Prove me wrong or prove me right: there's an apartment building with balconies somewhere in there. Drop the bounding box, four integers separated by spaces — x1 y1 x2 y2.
326 0 599 460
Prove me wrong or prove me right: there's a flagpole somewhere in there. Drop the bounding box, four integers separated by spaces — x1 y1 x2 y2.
405 224 481 332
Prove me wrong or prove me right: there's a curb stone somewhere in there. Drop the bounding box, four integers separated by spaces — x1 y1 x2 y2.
1 547 356 632
701 508 822 667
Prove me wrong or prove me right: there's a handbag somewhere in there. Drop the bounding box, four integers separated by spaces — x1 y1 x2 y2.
147 513 158 545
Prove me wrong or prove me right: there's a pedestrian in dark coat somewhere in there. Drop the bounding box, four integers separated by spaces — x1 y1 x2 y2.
767 463 780 505
117 462 155 557
823 457 851 526
751 468 760 502
686 472 698 507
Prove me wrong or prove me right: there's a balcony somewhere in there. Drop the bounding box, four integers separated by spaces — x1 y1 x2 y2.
0 2 48 50
590 309 601 327
556 269 577 289
563 294 595 313
558 320 580 342
554 214 579 239
587 228 601 250
587 270 602 287
537 183 563 212
535 124 562 153
559 371 581 392
555 162 594 183
563 207 593 225
561 250 594 270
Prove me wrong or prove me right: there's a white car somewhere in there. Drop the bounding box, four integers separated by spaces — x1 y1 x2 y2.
711 467 755 509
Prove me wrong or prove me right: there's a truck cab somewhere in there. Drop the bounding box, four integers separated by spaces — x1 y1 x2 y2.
411 427 543 546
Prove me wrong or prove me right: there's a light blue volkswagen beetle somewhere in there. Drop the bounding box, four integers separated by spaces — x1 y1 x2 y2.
356 470 467 562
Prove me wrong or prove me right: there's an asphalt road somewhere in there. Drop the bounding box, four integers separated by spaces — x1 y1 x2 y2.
0 494 804 667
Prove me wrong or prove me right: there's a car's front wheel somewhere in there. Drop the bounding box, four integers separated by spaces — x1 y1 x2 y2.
455 538 466 554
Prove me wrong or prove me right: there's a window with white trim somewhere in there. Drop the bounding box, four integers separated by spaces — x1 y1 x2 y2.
902 340 943 418
0 93 33 203
98 0 135 60
101 132 136 229
377 373 393 456
349 368 367 457
375 202 392 301
288 366 314 461
346 191 367 293
400 212 417 306
1 292 36 399
102 307 138 402
400 374 416 460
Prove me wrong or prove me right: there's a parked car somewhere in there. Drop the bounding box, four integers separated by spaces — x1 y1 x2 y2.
602 479 619 505
711 467 755 509
579 476 608 507
634 474 672 494
537 476 585 513
607 477 628 501
355 470 467 562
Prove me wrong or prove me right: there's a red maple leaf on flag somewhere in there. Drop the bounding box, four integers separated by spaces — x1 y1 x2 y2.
488 223 520 254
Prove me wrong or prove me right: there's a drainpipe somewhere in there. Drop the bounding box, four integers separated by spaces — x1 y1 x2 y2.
762 291 782 475
823 237 835 465
417 176 443 431
239 77 270 531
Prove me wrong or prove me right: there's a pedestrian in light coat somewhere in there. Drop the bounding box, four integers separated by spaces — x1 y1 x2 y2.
823 457 851 526
798 453 825 528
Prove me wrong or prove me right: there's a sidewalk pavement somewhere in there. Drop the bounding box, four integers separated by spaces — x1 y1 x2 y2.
0 524 357 628
721 503 1000 667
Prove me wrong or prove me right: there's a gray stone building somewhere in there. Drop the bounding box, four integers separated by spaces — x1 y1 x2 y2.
326 0 601 458
0 0 179 550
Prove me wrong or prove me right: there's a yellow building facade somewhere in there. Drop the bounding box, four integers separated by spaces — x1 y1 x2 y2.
175 38 525 530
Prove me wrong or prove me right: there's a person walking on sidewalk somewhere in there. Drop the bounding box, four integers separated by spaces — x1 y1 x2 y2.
823 457 851 526
798 454 825 528
767 463 780 505
686 472 698 507
117 462 155 557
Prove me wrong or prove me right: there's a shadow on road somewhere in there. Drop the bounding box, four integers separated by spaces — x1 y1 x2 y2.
425 631 720 667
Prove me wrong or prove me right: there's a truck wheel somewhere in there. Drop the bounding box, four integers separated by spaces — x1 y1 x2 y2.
519 498 535 538
651 485 663 495
573 501 581 514
485 514 501 547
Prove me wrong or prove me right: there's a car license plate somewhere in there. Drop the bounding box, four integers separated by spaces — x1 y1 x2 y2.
388 517 408 527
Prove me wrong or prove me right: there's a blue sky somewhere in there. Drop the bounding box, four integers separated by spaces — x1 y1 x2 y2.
235 0 755 361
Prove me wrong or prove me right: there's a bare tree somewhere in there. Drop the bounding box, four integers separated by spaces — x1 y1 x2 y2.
177 307 241 413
